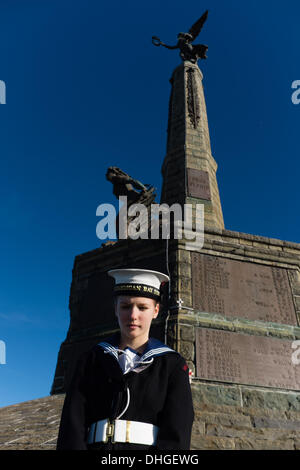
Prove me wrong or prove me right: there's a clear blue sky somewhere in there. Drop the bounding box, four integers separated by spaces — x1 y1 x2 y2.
0 0 299 407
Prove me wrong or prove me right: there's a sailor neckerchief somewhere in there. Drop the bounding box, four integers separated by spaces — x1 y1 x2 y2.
98 335 176 374
117 347 144 374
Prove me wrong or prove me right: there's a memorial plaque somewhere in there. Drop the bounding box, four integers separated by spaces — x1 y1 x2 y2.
191 253 298 325
195 327 300 391
187 168 211 200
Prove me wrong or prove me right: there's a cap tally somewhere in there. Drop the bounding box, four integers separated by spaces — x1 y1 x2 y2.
108 268 169 301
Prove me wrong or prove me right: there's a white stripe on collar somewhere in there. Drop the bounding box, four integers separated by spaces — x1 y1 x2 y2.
98 338 176 363
140 346 175 362
98 341 119 360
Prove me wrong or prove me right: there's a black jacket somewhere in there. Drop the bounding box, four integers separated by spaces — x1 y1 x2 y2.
56 333 194 450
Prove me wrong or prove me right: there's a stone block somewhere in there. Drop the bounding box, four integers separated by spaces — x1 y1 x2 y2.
294 439 300 450
190 435 235 450
239 238 253 246
191 383 241 407
191 420 205 436
179 324 195 342
206 424 261 439
177 250 191 263
294 296 300 310
289 269 300 286
234 437 295 450
283 247 300 255
178 262 191 278
179 340 194 361
253 416 300 430
194 410 252 429
242 389 300 412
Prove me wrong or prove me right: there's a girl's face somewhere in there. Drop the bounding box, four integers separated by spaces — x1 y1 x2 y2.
115 296 159 345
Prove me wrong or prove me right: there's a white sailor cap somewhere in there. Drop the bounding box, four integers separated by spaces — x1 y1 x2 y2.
108 268 169 301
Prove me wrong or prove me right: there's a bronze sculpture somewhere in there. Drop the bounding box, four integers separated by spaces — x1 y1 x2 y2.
106 167 157 238
106 167 156 206
152 10 208 64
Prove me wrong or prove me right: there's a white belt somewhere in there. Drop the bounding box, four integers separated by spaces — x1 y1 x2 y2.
87 419 159 446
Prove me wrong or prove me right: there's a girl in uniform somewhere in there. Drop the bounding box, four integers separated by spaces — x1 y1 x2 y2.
56 268 194 450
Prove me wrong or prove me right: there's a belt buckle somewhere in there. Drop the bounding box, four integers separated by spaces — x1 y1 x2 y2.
125 420 131 443
104 420 115 444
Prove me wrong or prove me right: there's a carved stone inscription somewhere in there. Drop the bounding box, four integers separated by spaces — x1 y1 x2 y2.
187 169 211 200
186 68 200 128
195 327 300 391
191 253 297 325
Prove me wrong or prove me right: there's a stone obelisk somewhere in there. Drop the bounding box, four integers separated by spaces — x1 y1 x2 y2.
161 61 224 231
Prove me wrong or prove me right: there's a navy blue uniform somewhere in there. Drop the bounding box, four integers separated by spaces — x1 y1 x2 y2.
56 333 194 450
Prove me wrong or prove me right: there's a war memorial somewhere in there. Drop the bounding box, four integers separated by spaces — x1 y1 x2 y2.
1 11 300 450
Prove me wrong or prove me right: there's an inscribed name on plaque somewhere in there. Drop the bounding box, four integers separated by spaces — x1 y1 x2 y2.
195 328 300 391
191 253 297 325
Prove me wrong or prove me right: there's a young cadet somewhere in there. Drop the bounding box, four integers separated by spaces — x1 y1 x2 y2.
56 268 194 450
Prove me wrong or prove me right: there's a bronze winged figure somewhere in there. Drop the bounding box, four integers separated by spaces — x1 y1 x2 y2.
152 10 208 63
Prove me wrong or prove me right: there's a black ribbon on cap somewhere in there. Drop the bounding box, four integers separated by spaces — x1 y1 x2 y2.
113 283 161 301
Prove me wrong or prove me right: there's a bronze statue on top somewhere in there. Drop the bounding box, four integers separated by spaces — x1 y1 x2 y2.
152 10 208 64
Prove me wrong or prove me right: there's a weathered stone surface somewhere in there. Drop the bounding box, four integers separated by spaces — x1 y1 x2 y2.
294 439 300 450
179 340 194 361
206 423 300 440
0 395 65 450
161 62 224 230
294 296 300 310
191 420 205 436
191 382 242 407
191 382 300 449
180 325 195 342
242 389 300 411
253 416 300 430
191 435 236 450
234 438 295 450
206 424 260 439
194 410 252 429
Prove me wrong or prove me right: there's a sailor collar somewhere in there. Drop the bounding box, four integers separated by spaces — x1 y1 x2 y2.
98 333 176 363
